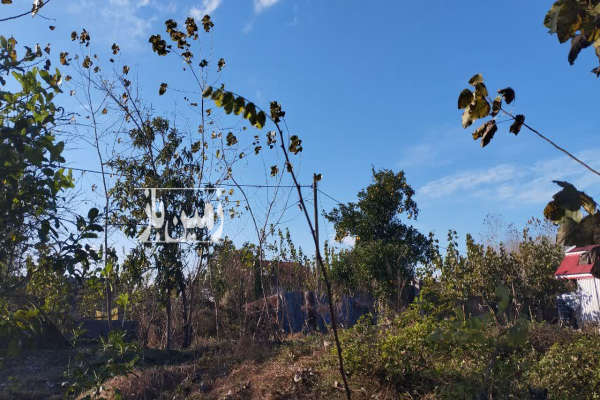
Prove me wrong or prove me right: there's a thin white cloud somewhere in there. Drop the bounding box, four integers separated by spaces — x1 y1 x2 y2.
418 149 600 206
66 0 157 49
398 143 452 168
254 0 280 13
419 164 520 199
190 0 222 19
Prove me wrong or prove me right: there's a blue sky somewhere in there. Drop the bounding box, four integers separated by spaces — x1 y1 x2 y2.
4 0 600 254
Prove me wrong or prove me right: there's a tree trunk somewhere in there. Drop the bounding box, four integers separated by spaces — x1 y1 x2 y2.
180 281 191 348
166 292 172 350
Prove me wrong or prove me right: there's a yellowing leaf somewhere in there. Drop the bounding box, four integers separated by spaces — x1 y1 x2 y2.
458 89 473 109
468 73 484 86
491 96 502 117
498 87 515 104
474 82 488 98
480 120 498 148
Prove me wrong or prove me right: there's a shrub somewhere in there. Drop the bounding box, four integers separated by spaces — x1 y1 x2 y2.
529 333 600 400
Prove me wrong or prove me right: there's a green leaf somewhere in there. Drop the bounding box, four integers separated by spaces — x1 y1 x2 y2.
88 207 100 221
222 91 234 114
495 285 510 314
253 111 266 129
233 96 245 115
244 102 256 121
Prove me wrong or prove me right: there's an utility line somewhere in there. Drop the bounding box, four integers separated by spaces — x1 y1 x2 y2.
0 0 51 22
64 165 312 188
318 189 343 205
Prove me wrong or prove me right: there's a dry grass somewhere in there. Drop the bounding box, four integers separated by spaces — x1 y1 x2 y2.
1 334 395 399
96 334 390 400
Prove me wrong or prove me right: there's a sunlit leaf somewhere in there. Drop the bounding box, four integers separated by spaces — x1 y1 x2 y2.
480 120 498 148
471 98 490 119
468 73 484 86
491 96 502 117
254 111 266 129
474 82 488 98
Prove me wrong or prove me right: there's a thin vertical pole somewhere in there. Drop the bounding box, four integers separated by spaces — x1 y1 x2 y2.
313 175 319 256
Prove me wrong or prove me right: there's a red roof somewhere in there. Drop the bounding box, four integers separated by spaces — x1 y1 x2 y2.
555 245 600 279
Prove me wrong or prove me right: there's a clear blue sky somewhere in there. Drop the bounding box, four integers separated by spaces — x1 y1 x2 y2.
4 0 600 254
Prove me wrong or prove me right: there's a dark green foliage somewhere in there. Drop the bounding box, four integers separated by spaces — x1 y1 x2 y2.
431 228 568 324
325 169 434 302
339 307 594 399
529 333 600 399
63 329 140 398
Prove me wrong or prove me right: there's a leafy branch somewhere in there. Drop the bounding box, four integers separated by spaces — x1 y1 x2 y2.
458 73 600 177
201 87 352 399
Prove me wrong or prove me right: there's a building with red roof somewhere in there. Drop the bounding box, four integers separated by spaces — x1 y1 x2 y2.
555 245 600 325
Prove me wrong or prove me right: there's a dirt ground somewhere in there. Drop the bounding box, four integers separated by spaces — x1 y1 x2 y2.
0 348 71 400
0 335 388 400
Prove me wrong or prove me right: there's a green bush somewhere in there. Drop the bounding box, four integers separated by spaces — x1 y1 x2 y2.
63 329 140 399
338 304 600 399
529 333 600 400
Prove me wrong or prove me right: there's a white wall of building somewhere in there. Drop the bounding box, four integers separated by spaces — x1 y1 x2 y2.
576 278 600 324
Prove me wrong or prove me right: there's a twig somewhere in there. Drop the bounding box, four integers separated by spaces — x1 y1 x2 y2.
498 106 600 177
0 0 51 22
274 120 352 399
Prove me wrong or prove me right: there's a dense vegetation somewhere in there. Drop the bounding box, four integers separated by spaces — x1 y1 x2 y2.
2 1 600 399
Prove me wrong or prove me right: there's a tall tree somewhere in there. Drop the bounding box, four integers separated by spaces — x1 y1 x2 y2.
325 169 434 305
